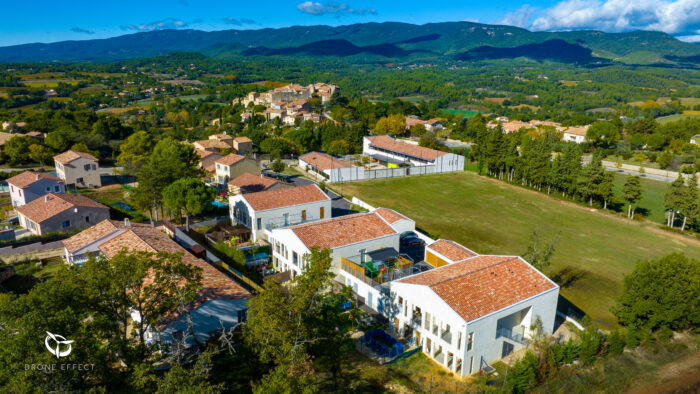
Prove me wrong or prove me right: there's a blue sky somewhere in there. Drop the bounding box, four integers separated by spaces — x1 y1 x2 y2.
2 0 699 46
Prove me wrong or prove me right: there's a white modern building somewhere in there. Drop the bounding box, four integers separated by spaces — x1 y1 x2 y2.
363 135 464 172
6 171 64 207
267 208 413 279
299 151 365 183
229 184 331 242
562 126 589 144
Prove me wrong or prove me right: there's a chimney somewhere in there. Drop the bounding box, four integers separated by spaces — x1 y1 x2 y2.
36 174 40 181
45 195 50 202
124 218 131 228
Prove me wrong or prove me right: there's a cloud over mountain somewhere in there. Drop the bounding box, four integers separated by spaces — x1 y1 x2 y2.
297 1 377 16
121 18 188 31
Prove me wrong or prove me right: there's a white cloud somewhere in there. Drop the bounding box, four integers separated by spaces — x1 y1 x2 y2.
121 18 189 31
297 1 378 16
523 0 700 36
71 27 95 35
221 17 257 26
499 4 537 28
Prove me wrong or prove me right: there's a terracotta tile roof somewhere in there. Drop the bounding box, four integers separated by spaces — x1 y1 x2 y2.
17 193 107 223
62 219 150 253
0 132 13 145
366 135 447 161
216 153 245 166
399 255 558 322
7 171 62 189
290 211 397 250
227 172 279 193
96 225 251 301
299 151 351 170
194 139 231 150
563 126 590 137
209 133 233 141
428 239 477 262
374 208 410 224
53 150 98 164
233 136 252 143
243 184 329 211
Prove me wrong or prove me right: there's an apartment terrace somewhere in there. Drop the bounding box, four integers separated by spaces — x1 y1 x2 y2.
340 247 430 287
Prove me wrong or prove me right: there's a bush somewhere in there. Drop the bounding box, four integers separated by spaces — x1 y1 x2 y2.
505 351 539 393
578 326 603 365
607 330 625 356
270 158 285 173
212 240 246 267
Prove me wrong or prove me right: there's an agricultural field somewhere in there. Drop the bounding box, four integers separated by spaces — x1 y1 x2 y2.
657 113 700 124
441 108 477 117
341 172 700 329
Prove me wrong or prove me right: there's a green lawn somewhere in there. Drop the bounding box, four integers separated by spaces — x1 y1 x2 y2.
657 113 700 124
341 172 700 329
442 108 478 117
612 172 668 224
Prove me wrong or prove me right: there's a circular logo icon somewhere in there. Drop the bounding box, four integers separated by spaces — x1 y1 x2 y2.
45 331 74 358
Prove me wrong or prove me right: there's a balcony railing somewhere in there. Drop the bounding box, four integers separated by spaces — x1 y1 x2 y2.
265 213 320 231
496 327 527 344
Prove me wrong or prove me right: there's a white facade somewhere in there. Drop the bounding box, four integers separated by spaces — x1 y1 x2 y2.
362 136 464 172
563 132 586 144
267 227 400 278
387 276 559 376
9 178 64 207
229 193 331 243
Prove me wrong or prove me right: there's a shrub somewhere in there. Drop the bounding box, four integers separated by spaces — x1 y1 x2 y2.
578 327 603 365
607 330 625 356
505 351 539 393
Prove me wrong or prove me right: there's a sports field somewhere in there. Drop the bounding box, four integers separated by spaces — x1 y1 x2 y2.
341 171 700 329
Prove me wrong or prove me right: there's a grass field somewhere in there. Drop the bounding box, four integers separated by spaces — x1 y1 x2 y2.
656 113 700 124
340 172 700 329
442 108 477 117
612 173 668 224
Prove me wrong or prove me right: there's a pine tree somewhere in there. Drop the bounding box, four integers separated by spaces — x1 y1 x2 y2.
664 174 686 227
622 175 643 219
598 172 615 210
578 155 605 206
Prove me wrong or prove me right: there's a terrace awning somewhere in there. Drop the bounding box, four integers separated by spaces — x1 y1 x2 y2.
367 247 399 262
369 152 408 165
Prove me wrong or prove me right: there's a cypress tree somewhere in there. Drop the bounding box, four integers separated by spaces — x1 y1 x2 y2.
622 175 643 219
664 174 686 227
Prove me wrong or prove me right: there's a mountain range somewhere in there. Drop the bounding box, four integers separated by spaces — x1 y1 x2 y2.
1 21 698 66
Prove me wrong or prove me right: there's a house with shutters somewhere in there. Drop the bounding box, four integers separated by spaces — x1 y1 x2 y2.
7 171 64 207
61 219 251 347
229 184 331 243
16 193 109 235
54 150 102 187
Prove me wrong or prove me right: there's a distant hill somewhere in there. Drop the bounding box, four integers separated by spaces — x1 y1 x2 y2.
0 21 698 65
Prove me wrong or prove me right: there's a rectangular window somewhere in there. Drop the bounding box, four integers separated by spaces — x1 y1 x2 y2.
46 187 51 192
18 190 21 197
256 218 261 230
467 332 474 351
84 164 90 171
457 332 462 350
62 220 70 228
301 210 307 221
54 185 60 192
91 164 96 170
292 252 298 266
85 216 90 223
424 312 431 330
320 206 324 219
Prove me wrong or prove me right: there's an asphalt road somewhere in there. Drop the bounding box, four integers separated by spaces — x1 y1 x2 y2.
606 167 675 183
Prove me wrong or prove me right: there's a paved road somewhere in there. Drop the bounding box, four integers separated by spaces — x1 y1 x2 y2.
606 167 675 183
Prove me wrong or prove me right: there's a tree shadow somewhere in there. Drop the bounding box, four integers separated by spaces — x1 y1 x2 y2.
549 266 587 289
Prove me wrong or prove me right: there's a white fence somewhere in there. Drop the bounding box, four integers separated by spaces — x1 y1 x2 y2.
351 197 375 211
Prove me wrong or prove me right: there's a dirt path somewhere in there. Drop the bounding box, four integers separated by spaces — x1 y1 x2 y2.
477 174 700 248
627 350 700 394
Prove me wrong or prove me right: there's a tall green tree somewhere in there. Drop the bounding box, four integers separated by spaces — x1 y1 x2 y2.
664 174 686 227
116 130 154 176
586 121 621 148
682 173 699 231
28 144 53 166
578 155 605 206
598 171 615 210
162 178 215 231
612 253 699 332
622 175 643 219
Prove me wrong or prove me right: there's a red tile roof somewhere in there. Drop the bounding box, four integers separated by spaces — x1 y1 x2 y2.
216 153 246 166
17 193 107 223
299 151 351 170
6 171 62 189
53 150 98 164
374 208 411 224
62 219 150 253
93 224 251 301
366 135 447 161
234 136 252 143
243 184 329 211
290 211 397 250
227 172 279 193
399 255 557 322
428 239 477 262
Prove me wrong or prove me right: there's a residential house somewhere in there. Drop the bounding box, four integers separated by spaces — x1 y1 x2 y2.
62 219 251 347
363 135 464 172
7 171 64 207
405 116 444 132
267 209 408 279
390 252 559 375
230 184 331 243
264 108 285 121
299 151 361 182
240 110 253 123
562 126 589 144
193 139 232 153
53 150 102 188
233 136 253 155
16 193 109 235
215 154 260 185
195 149 223 181
227 172 291 195
208 133 234 148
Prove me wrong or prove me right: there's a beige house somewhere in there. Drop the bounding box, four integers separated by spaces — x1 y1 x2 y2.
54 150 102 188
16 193 109 235
233 136 253 155
215 154 260 185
